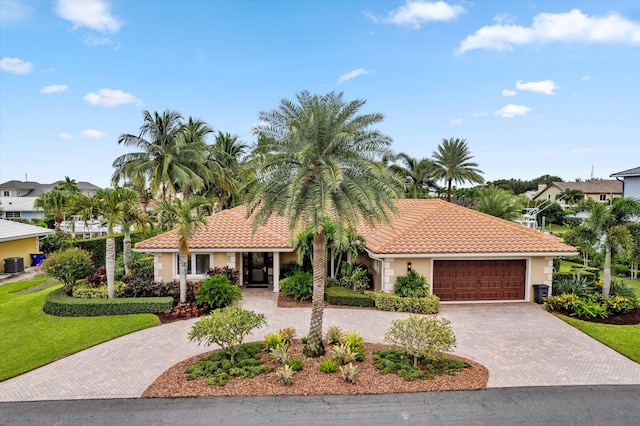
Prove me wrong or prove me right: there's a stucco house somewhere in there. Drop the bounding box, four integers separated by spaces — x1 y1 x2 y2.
0 219 54 273
610 166 640 201
135 199 576 303
533 180 622 208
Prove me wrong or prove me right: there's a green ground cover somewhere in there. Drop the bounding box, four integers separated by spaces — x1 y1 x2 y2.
0 276 159 381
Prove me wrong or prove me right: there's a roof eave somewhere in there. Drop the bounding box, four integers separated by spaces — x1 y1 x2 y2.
365 250 577 259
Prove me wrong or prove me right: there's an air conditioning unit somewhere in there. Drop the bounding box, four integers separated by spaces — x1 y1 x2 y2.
4 257 25 274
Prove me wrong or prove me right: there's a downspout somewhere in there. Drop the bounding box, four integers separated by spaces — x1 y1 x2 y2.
614 176 624 198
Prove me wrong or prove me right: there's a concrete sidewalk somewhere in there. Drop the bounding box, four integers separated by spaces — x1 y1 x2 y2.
1 289 639 401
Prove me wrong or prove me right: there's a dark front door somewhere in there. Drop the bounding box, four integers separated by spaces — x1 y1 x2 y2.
243 252 272 287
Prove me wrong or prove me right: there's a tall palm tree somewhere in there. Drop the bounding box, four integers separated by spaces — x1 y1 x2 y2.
154 196 210 303
429 137 484 202
582 198 640 296
557 188 584 206
201 132 249 210
92 188 134 298
55 176 81 193
113 109 206 202
118 188 146 276
388 153 439 198
173 117 214 200
474 186 523 221
34 189 73 231
248 91 404 357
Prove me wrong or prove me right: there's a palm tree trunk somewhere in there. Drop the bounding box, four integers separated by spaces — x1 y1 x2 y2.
446 179 452 202
179 252 188 304
304 231 326 357
602 244 612 297
123 229 132 276
106 237 116 299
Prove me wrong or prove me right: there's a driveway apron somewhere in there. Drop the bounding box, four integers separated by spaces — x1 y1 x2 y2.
1 289 639 401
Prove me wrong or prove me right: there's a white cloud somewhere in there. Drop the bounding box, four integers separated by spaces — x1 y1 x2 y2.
58 132 72 140
450 118 463 125
337 68 371 84
0 0 33 23
39 84 68 94
502 89 517 97
495 104 531 118
493 13 515 25
458 9 640 54
0 57 32 74
473 111 489 117
83 88 142 107
581 75 593 81
516 79 559 95
382 1 465 29
80 129 106 139
56 0 122 33
82 34 114 46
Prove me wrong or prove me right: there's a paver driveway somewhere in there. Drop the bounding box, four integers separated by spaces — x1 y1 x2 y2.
1 289 639 401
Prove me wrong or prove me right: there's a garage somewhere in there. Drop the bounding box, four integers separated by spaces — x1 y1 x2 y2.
433 260 526 301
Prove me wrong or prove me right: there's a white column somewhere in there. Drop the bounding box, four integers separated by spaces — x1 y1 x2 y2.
273 252 280 292
238 253 244 286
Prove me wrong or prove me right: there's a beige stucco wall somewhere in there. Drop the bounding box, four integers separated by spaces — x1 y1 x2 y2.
0 237 39 273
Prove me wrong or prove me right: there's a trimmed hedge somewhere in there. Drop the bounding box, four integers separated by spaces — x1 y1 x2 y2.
325 286 375 308
366 291 440 314
44 288 173 317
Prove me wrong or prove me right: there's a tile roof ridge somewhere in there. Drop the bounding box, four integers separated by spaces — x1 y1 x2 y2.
226 204 291 247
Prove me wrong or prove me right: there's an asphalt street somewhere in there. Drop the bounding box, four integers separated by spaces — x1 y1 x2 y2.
2 385 639 425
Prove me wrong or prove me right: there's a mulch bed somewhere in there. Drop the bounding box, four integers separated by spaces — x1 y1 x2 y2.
554 308 640 325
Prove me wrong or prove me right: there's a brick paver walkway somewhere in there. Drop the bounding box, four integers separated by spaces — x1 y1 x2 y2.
1 289 639 401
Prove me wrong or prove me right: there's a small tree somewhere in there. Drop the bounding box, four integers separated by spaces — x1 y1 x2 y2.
384 315 456 367
41 248 93 295
188 306 267 363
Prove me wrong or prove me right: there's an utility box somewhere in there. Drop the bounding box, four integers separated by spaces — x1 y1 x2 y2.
4 257 25 274
533 284 549 304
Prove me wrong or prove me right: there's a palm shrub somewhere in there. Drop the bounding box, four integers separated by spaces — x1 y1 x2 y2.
195 274 241 309
275 364 295 385
551 273 595 297
279 270 313 301
269 344 291 365
343 330 366 362
264 332 287 351
318 359 338 373
336 263 371 291
340 363 358 384
332 343 356 365
324 325 344 345
41 248 94 295
394 270 429 298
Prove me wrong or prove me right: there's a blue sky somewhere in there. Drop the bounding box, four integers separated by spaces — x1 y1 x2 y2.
1 0 639 189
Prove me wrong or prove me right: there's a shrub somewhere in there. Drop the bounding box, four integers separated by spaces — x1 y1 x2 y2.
275 364 295 385
318 359 338 373
269 344 291 365
551 273 595 297
280 261 303 279
188 306 267 363
605 296 637 315
41 248 94 295
277 327 296 345
287 357 305 372
279 270 313 301
325 286 375 308
206 266 239 285
73 281 125 299
394 270 429 298
85 266 107 288
44 288 173 316
384 316 456 367
373 348 468 381
340 363 358 384
324 325 344 346
545 294 636 318
368 291 440 314
264 332 287 351
343 331 365 362
115 252 154 280
553 271 596 288
195 274 241 309
332 343 356 365
611 264 630 277
606 279 638 302
336 263 371 291
121 271 173 298
40 231 73 254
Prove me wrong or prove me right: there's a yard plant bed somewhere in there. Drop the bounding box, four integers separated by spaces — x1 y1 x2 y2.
142 340 488 398
554 307 640 326
277 292 375 310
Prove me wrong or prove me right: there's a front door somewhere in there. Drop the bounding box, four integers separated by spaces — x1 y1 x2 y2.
243 252 272 287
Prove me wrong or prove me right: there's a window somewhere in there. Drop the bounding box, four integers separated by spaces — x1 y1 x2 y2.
195 254 210 274
5 211 20 219
2 190 10 197
599 194 607 201
175 254 210 276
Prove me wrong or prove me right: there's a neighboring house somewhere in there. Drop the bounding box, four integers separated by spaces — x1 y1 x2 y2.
610 166 640 201
135 199 576 303
0 180 101 222
0 219 54 273
533 180 622 208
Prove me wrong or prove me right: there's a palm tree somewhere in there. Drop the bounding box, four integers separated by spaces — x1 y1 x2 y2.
557 188 584 206
173 117 214 200
429 138 484 202
118 188 146 276
474 186 524 221
153 196 210 303
34 189 73 231
248 91 404 357
55 176 81 193
92 188 134 298
388 153 439 198
113 109 206 202
581 198 640 296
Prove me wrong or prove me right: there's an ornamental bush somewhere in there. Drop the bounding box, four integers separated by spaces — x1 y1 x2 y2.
394 270 429 298
368 291 439 314
384 315 456 367
280 270 313 301
41 248 93 295
195 274 242 309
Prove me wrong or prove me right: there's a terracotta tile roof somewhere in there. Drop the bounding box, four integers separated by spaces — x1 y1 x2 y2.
135 205 292 251
359 199 575 255
136 199 576 255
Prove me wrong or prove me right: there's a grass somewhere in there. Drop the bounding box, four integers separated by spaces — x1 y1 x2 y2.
0 276 160 381
557 315 640 363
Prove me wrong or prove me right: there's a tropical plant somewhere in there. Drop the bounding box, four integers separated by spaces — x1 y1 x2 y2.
551 273 595 297
287 357 305 372
279 270 313 301
331 343 356 365
387 152 439 198
474 186 524 221
318 359 338 373
153 196 210 303
55 176 81 193
340 363 359 384
384 316 456 367
34 188 74 231
275 364 295 385
195 274 241 309
564 226 599 267
269 344 291 365
188 306 267 363
41 248 93 295
324 325 345 345
394 270 429 298
428 137 484 202
201 132 249 210
558 188 584 206
248 91 403 357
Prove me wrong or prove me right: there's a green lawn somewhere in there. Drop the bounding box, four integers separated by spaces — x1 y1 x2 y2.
557 315 640 363
0 276 160 381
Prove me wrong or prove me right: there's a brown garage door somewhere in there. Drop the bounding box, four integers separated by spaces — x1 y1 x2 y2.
433 260 526 301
